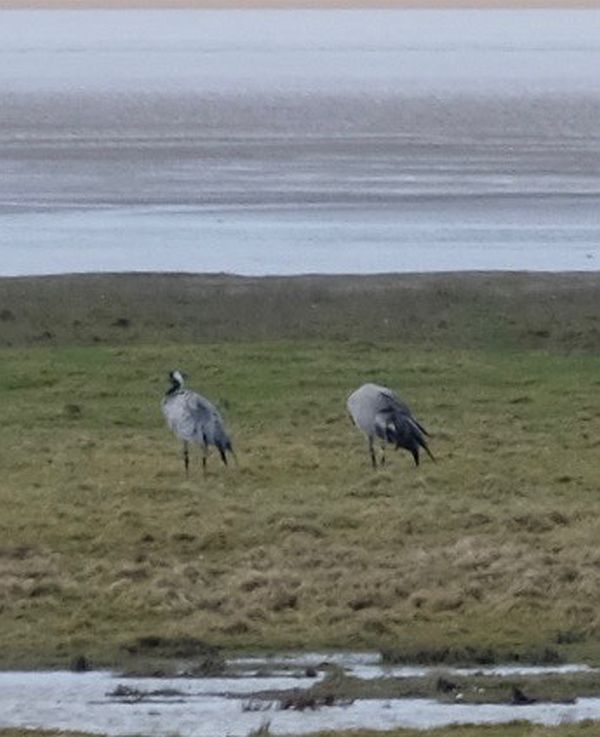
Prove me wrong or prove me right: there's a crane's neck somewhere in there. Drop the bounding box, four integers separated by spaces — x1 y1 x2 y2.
166 375 184 395
167 370 186 395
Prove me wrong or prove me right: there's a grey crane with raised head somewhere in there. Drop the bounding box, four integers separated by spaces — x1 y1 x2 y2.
347 382 434 468
161 370 235 475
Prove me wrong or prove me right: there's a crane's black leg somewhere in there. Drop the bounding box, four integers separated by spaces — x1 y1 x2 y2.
218 446 228 466
368 437 377 468
202 444 208 475
183 441 189 477
227 444 239 467
411 447 420 467
380 444 386 466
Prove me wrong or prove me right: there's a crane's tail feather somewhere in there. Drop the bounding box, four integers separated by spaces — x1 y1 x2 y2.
415 419 430 437
217 438 237 467
420 437 435 462
382 411 435 466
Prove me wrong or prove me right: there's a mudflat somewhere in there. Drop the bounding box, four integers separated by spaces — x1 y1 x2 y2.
2 0 599 7
3 10 600 274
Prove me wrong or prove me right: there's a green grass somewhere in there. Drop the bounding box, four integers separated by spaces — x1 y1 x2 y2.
289 726 600 737
1 333 600 667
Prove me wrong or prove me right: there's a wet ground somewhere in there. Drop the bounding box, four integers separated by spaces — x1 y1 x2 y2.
2 653 600 735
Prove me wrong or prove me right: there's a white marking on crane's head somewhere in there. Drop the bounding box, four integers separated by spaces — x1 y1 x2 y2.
169 369 186 387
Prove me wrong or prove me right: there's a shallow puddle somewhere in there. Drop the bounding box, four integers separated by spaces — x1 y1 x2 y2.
229 651 596 680
1 654 599 736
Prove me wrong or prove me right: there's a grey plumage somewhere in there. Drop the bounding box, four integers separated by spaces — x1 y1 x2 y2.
347 382 434 468
161 370 234 475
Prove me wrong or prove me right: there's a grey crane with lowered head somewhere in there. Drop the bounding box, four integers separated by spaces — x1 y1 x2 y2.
161 370 235 475
347 382 434 468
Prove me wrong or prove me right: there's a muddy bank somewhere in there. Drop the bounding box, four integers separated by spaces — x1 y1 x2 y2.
3 654 600 736
1 271 599 351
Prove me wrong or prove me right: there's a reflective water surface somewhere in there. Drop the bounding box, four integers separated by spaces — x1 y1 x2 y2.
1 10 600 275
1 653 599 736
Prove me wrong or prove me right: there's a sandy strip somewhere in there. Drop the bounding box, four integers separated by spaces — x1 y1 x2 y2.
1 0 598 8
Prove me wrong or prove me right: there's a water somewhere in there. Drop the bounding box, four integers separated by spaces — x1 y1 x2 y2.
229 650 597 679
1 653 599 736
1 10 600 275
2 10 600 95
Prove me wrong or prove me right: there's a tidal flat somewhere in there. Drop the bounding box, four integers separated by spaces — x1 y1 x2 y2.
3 10 600 276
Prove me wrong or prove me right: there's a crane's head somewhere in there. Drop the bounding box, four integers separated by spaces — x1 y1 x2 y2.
168 369 187 388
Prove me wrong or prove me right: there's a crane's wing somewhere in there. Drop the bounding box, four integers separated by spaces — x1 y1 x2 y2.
189 392 233 452
162 390 213 441
185 392 214 419
374 386 430 437
186 392 220 439
375 386 413 416
373 386 434 465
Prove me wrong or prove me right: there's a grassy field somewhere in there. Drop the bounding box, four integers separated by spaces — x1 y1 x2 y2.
6 726 600 737
2 272 600 352
5 726 600 737
0 272 600 670
303 727 600 737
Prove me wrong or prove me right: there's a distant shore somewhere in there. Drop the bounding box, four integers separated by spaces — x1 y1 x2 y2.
2 0 599 8
1 271 599 352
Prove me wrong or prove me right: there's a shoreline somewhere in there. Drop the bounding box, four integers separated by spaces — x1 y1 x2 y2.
3 267 599 280
1 270 599 351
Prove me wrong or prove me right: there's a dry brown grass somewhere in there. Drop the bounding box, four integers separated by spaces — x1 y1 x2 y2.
292 724 600 737
4 723 600 737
